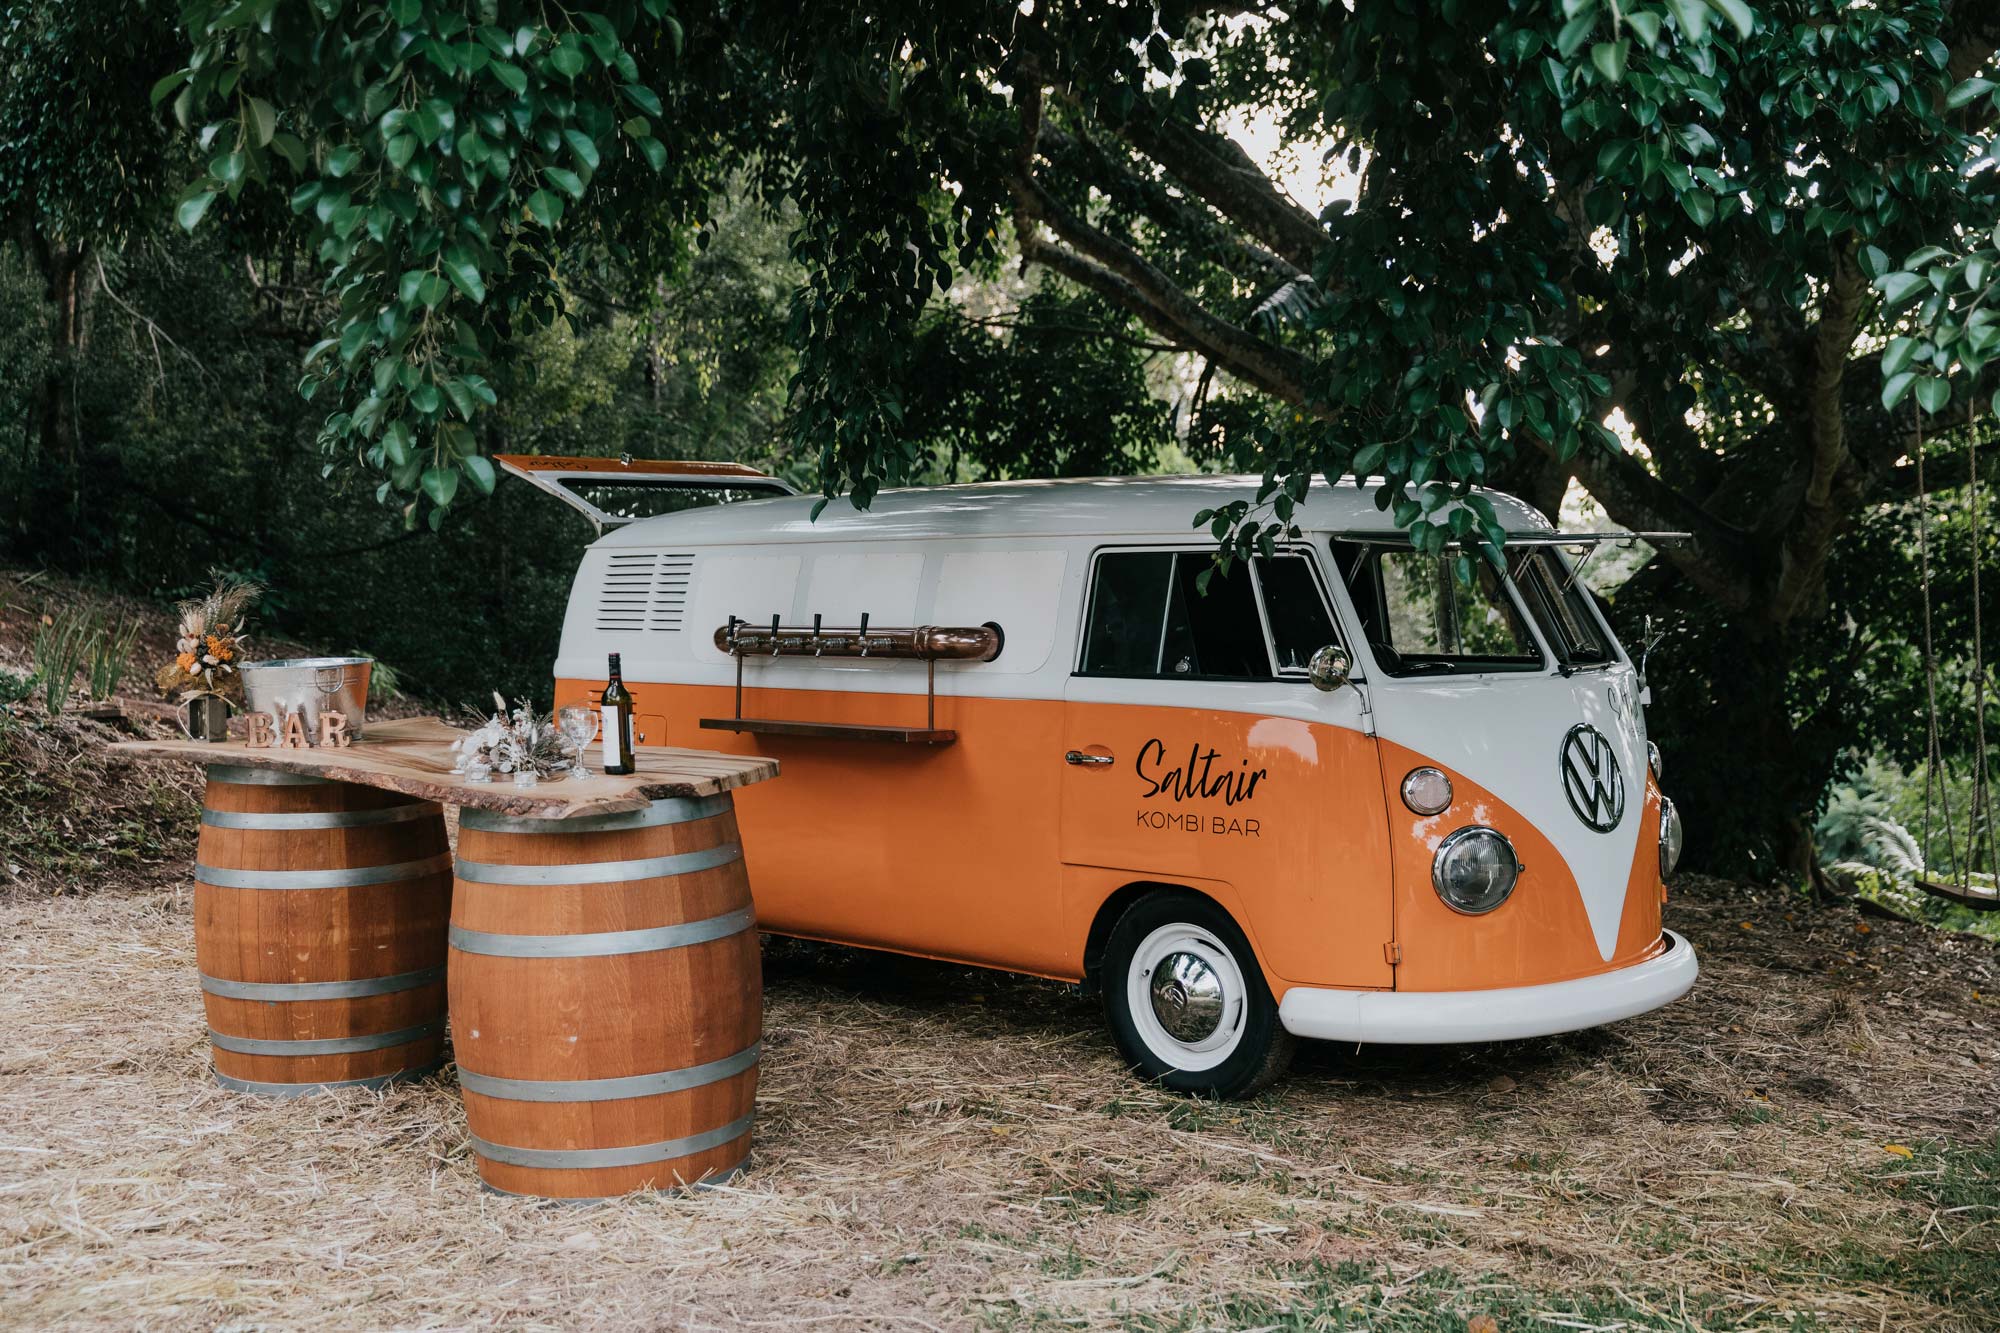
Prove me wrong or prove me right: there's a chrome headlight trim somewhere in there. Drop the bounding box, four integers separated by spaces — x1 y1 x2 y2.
1400 766 1453 816
1430 825 1522 915
1658 796 1684 878
1647 741 1663 781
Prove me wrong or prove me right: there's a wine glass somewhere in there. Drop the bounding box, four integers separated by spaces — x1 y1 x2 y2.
559 705 599 779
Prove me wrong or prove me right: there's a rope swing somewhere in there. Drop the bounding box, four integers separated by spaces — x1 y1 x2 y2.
1911 397 1999 911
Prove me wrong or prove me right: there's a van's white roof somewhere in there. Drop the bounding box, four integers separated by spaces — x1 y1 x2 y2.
602 474 1552 547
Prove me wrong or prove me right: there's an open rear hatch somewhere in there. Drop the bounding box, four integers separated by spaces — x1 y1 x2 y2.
495 455 798 534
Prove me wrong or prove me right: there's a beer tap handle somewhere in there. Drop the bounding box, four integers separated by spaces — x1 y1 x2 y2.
857 612 871 657
726 615 742 654
811 613 824 656
769 614 781 657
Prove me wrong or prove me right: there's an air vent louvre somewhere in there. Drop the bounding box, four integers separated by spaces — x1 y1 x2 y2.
596 552 695 632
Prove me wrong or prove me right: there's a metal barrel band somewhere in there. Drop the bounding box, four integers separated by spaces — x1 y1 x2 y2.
207 1019 444 1058
453 843 742 886
214 1061 442 1099
199 965 446 1002
195 853 453 891
201 803 440 831
470 1111 755 1171
458 1042 760 1104
204 765 333 787
449 905 755 959
479 1156 750 1201
460 793 733 835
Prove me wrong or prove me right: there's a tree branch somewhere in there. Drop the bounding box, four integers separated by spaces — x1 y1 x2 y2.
1009 170 1320 408
1104 108 1329 274
1040 123 1303 288
1540 434 1762 612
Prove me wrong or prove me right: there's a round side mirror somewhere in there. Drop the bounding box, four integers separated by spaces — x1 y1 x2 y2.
1308 644 1352 693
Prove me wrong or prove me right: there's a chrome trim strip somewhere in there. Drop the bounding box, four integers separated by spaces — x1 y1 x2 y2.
458 1043 760 1103
201 803 439 831
195 853 452 891
460 794 732 834
470 1111 755 1171
213 1060 441 1098
199 966 446 1002
448 906 755 959
453 843 741 886
207 1020 443 1057
205 765 331 787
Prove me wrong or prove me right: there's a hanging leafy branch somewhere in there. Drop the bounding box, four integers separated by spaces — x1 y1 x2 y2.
161 0 680 526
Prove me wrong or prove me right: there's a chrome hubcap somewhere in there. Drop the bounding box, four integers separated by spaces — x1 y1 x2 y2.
1148 951 1225 1043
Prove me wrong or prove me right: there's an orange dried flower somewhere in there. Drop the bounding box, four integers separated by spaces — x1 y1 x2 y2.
177 652 198 673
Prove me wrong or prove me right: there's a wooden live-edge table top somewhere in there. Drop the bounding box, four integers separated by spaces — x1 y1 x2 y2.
112 716 778 818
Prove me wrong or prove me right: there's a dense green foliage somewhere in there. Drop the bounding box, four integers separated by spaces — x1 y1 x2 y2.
166 0 720 526
4 0 1999 878
0 209 799 703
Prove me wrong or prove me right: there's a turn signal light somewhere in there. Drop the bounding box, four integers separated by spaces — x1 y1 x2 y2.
1400 766 1453 815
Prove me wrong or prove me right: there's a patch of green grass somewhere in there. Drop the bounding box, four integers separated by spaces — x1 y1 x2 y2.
1745 1135 1999 1328
1036 1243 1086 1279
974 1263 1828 1331
1806 1135 2000 1314
1055 1175 1156 1216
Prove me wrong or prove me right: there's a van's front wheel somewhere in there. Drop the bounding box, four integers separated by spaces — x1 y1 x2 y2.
1102 891 1294 1098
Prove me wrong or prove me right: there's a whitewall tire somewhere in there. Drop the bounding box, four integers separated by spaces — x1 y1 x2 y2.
1102 890 1294 1098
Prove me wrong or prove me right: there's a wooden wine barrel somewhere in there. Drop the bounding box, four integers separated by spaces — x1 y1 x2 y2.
448 793 760 1199
195 765 452 1096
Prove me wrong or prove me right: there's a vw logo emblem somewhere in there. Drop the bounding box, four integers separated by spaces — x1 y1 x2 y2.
1560 724 1625 833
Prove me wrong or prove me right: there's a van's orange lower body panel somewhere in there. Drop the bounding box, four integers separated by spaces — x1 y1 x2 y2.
1374 739 1666 991
560 679 1665 1002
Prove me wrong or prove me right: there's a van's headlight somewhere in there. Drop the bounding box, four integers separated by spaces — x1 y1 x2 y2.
1431 826 1520 914
1659 797 1684 877
1647 741 1663 780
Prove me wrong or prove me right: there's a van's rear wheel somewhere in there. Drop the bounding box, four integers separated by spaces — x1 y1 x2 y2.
1102 890 1293 1098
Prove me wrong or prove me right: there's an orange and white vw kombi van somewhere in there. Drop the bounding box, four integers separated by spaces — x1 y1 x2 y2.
510 459 1697 1097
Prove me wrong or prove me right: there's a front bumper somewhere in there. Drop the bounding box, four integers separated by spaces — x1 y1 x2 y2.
1277 930 1698 1045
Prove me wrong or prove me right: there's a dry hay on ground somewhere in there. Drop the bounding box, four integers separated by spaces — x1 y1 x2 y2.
0 877 1994 1331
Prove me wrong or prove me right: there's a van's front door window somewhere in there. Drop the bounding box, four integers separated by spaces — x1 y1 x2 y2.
1256 554 1340 673
1081 552 1268 679
1334 543 1544 677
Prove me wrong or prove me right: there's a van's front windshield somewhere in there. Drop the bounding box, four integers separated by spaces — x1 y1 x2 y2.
1332 539 1625 678
1332 541 1544 677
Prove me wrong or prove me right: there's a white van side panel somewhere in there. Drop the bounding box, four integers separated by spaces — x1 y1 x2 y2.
558 536 1088 702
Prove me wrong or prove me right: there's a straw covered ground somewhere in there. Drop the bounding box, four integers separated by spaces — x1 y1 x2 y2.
2 756 1996 1333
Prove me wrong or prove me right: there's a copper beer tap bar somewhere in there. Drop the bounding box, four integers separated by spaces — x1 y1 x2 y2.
699 618 1005 745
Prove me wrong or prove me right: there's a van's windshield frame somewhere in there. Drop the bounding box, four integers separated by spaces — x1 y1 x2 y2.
1327 532 1634 679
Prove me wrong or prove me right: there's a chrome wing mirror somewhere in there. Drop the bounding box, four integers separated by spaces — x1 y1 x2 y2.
1308 644 1352 692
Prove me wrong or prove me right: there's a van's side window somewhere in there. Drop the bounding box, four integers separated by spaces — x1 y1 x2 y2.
1257 555 1340 673
1080 552 1269 680
1080 552 1176 676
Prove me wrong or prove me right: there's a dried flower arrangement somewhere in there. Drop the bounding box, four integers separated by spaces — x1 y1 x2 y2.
451 693 570 782
155 574 263 703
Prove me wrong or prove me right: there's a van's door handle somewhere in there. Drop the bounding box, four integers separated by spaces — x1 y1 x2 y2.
1065 750 1114 766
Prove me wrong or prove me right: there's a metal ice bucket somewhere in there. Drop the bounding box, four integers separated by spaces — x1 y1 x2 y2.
240 656 373 739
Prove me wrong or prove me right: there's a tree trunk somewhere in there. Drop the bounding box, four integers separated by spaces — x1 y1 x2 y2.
17 225 95 516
